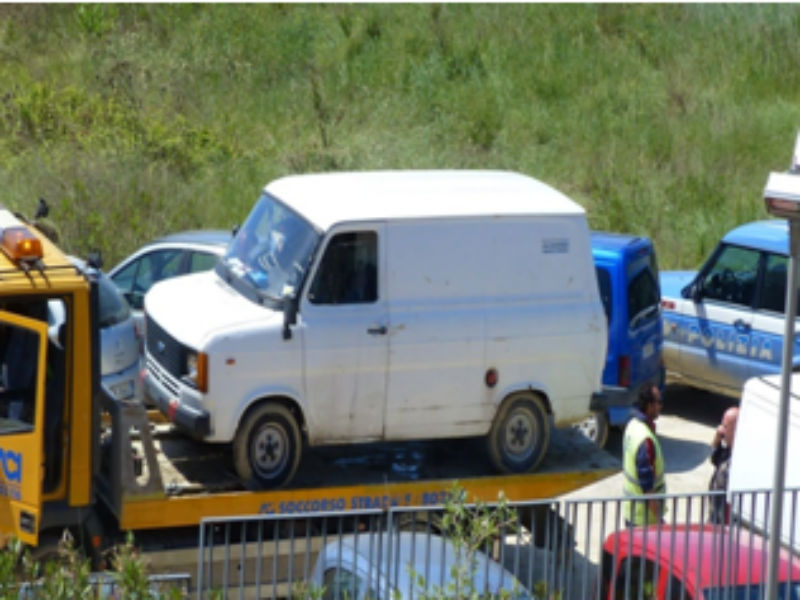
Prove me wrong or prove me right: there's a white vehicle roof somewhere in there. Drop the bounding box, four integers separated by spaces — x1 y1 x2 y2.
265 170 585 231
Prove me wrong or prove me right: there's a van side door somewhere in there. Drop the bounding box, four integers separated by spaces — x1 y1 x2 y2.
299 226 388 443
383 220 489 440
0 309 47 546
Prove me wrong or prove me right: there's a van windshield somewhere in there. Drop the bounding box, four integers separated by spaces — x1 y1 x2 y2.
221 193 320 302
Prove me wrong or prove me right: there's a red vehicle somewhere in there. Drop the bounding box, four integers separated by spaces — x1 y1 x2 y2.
601 524 800 599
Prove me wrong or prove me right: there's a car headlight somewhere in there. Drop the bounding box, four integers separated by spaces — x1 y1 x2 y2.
183 351 208 392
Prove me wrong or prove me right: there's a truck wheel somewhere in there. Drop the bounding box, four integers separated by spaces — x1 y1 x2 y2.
233 403 301 489
488 393 549 473
573 410 609 448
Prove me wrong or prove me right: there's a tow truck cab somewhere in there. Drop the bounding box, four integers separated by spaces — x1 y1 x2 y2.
0 208 100 549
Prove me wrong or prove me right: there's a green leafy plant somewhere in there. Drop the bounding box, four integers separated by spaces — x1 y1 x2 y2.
0 530 189 599
411 482 525 600
108 531 159 599
0 4 797 271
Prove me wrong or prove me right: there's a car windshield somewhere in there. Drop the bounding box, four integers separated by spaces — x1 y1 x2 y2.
221 193 320 302
703 582 800 600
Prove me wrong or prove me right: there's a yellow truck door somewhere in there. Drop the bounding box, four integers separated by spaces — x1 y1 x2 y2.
0 309 47 546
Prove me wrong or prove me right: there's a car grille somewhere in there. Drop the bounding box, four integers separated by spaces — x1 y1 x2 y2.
146 354 180 397
145 314 188 383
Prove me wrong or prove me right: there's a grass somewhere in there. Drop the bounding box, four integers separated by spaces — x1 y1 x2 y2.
1 4 800 268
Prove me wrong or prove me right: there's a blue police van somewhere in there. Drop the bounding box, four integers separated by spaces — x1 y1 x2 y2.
660 219 800 399
577 232 663 447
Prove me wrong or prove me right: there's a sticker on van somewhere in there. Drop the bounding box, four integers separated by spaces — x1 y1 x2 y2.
542 238 569 254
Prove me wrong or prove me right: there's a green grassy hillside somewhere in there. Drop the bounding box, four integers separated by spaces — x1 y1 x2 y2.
1 4 800 268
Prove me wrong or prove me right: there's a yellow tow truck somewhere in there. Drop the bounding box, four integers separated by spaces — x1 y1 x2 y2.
0 206 618 566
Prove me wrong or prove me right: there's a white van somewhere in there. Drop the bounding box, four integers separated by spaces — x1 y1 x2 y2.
143 171 607 488
729 373 800 548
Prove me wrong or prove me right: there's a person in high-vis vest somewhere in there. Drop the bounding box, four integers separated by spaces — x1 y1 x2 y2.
622 382 666 526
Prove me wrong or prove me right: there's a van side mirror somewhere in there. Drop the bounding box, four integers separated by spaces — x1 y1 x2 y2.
682 280 704 303
282 295 298 340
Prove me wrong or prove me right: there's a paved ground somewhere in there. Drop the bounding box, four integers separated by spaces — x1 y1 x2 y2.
512 383 741 596
567 383 738 502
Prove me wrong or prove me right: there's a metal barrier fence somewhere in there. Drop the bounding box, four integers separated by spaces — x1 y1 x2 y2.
195 488 800 599
17 571 192 598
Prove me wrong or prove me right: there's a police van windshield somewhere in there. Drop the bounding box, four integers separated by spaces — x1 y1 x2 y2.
221 193 319 303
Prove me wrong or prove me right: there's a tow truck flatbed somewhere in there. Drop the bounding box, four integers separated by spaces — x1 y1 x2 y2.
104 402 619 531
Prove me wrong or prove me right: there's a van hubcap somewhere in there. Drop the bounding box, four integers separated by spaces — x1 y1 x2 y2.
253 423 288 475
503 405 537 461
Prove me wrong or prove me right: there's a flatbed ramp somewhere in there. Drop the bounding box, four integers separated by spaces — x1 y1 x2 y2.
110 411 619 531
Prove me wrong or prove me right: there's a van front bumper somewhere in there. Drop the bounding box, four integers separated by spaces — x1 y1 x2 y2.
144 370 210 438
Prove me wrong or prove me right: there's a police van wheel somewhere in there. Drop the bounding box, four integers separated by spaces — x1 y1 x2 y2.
487 393 550 474
233 403 301 490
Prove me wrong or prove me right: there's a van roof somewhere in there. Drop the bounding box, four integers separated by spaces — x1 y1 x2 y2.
264 170 585 230
723 219 789 255
591 231 653 253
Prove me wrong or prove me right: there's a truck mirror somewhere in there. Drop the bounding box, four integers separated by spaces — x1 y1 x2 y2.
282 295 298 340
690 282 704 302
681 281 704 302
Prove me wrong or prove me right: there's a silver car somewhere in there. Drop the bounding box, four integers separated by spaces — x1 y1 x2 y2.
108 230 231 336
48 258 142 402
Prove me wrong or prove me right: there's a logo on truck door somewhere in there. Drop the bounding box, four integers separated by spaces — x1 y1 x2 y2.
0 447 22 500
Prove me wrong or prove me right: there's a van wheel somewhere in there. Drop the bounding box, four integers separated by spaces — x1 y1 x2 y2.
488 393 549 473
233 403 301 490
573 410 609 448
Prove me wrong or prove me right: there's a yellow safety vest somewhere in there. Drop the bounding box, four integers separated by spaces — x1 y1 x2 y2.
622 417 666 526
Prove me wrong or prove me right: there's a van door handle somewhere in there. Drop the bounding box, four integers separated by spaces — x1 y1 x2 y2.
733 319 751 333
367 325 388 335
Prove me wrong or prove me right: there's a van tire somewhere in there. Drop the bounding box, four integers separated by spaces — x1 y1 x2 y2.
487 393 549 473
233 403 301 490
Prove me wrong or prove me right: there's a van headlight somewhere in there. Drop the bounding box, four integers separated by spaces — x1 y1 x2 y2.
183 351 208 393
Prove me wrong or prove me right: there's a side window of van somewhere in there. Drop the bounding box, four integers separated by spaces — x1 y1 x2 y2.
595 267 612 322
758 253 800 314
309 231 378 305
627 268 659 328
